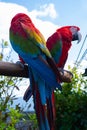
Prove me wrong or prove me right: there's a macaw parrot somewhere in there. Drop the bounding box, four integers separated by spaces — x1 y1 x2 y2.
23 25 82 129
46 25 82 129
9 13 62 130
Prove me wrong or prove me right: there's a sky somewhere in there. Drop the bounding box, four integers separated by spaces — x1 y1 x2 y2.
0 0 87 110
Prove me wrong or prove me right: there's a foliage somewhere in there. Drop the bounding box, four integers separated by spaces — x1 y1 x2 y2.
27 113 38 128
55 66 87 130
0 40 23 130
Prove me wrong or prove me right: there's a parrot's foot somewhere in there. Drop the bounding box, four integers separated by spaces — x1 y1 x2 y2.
16 61 25 69
58 68 73 83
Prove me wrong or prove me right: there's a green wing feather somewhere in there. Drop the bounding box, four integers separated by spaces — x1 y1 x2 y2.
20 22 52 58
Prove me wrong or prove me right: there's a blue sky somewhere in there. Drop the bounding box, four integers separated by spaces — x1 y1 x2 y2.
1 0 87 27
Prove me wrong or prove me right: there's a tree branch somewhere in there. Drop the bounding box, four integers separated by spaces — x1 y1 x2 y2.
0 61 29 78
0 61 73 82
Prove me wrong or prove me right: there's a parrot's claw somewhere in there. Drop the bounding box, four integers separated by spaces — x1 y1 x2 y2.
16 61 25 69
58 68 73 83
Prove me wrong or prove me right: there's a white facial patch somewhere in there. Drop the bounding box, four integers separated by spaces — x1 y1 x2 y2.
70 26 77 35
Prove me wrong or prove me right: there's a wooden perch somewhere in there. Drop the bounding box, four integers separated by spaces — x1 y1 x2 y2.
0 61 73 82
0 61 29 78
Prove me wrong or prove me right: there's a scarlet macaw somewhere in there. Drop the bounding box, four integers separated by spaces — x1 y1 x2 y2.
9 13 62 130
46 25 82 129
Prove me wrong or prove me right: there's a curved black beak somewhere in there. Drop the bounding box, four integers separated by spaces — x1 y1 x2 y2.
72 32 82 43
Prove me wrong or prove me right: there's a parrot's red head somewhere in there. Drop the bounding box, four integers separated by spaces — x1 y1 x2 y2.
57 26 82 44
11 13 33 25
10 13 35 38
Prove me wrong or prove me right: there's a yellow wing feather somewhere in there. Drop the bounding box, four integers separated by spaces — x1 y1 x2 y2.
20 22 52 58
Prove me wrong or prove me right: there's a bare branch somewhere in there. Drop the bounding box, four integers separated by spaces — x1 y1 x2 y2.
0 61 73 82
0 61 29 78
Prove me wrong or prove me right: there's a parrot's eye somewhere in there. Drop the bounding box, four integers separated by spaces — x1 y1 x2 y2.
19 19 24 22
70 27 77 35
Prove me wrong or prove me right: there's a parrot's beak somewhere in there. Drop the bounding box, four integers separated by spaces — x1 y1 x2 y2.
77 32 82 43
72 31 82 44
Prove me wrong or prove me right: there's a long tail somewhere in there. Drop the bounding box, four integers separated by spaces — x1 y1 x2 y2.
29 67 50 130
46 88 56 130
34 84 50 130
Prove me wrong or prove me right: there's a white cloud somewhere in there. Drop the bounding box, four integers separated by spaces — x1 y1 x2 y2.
30 3 58 19
0 2 29 41
0 2 59 42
